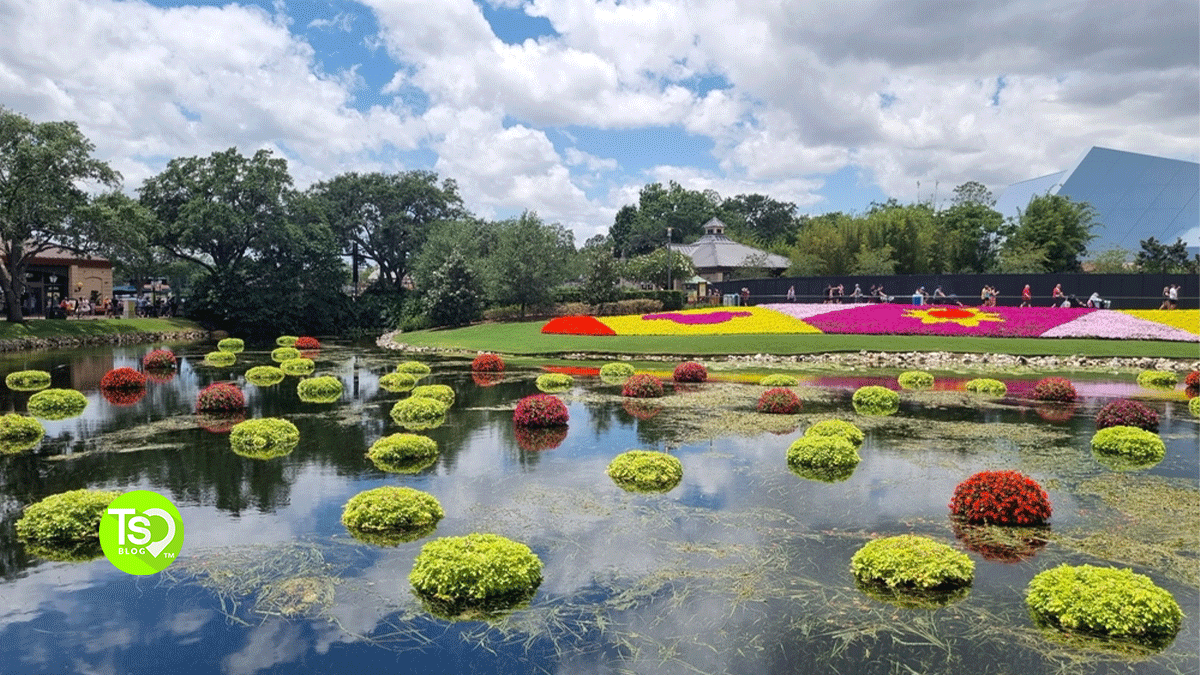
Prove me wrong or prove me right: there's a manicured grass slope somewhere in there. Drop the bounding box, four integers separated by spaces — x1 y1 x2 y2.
395 321 1198 358
0 318 201 340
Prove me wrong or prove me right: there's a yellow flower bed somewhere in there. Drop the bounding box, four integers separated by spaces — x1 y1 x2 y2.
1120 310 1200 335
599 307 822 336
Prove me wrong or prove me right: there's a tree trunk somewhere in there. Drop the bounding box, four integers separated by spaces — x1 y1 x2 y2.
0 274 24 323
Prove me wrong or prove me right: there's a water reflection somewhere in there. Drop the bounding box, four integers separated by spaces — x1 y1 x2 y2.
0 344 1195 674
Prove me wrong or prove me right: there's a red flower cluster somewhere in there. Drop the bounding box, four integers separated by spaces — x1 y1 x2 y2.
102 388 146 407
621 374 664 398
757 387 802 414
293 336 321 350
100 367 147 391
544 365 601 376
672 361 708 383
1031 377 1077 402
513 394 569 427
1095 399 1159 432
1186 371 1200 389
622 400 662 420
514 425 568 451
541 315 616 335
196 382 246 412
142 349 177 370
950 470 1052 526
471 353 505 372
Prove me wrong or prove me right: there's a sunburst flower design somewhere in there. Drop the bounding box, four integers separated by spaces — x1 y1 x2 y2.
902 306 1005 327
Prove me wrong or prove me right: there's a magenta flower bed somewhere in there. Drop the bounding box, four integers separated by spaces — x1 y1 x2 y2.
643 311 751 325
803 304 1092 338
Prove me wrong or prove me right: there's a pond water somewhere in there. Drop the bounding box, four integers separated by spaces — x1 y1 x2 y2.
0 342 1196 675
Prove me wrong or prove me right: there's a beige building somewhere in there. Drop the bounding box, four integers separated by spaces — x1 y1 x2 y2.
15 247 114 316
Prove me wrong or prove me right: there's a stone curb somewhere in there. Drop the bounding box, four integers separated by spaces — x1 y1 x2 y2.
0 330 210 353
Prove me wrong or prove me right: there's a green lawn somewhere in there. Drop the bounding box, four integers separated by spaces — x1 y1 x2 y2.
0 318 203 340
394 320 1199 359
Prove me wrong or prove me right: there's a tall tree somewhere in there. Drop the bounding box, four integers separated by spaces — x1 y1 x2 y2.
609 181 724 258
623 247 695 290
486 212 575 316
579 235 622 306
306 171 466 292
0 108 120 321
424 250 481 328
410 218 496 295
1135 236 1195 274
1006 194 1097 273
721 194 799 245
937 182 1007 273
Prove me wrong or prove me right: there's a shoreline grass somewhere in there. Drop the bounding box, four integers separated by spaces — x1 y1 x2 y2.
391 320 1199 359
0 318 203 340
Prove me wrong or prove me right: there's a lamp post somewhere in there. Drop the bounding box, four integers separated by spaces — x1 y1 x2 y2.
666 227 673 292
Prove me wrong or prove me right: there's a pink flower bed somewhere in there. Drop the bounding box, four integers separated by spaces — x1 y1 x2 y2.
803 304 1092 338
758 303 841 320
1040 311 1198 341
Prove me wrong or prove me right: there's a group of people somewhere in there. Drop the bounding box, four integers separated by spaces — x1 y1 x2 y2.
1159 285 1182 310
58 296 110 318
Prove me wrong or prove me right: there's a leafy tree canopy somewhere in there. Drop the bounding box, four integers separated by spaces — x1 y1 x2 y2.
1006 193 1097 273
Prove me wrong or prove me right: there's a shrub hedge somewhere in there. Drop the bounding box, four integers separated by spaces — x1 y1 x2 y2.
535 373 574 393
471 353 505 373
513 394 569 427
1136 370 1178 389
786 435 860 472
203 350 237 367
412 384 455 407
276 335 299 347
142 349 177 370
16 488 120 544
1025 564 1183 646
379 371 418 393
395 361 432 376
391 396 448 430
245 365 286 387
606 450 683 493
217 337 245 353
897 370 934 390
1090 426 1166 468
271 347 301 363
297 375 343 403
852 386 899 416
599 362 635 384
759 373 799 387
964 378 1007 396
100 367 147 391
0 413 44 454
850 534 974 591
341 486 444 545
1031 377 1077 402
229 417 300 459
5 370 52 391
280 358 316 376
27 388 88 420
409 533 544 605
804 419 865 448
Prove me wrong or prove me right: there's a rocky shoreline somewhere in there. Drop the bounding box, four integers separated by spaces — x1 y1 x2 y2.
377 329 1199 374
0 330 210 353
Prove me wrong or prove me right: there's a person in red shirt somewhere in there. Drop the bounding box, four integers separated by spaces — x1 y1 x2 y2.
1020 284 1032 307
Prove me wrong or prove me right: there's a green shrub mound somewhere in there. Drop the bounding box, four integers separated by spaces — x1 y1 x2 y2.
276 335 299 347
280 358 315 376
852 386 900 416
217 337 245 353
409 533 544 613
203 350 237 367
341 486 444 546
378 372 417 393
27 388 88 420
535 373 574 393
606 450 683 493
1089 426 1166 470
598 362 635 384
1025 564 1183 647
16 488 120 545
229 418 300 459
297 375 343 403
964 378 1008 396
390 396 448 430
395 361 432 376
759 373 799 387
245 366 286 387
368 433 438 466
897 370 934 390
851 535 974 592
1136 370 1177 389
1191 396 1200 418
411 384 455 407
271 347 301 363
804 419 865 448
787 435 861 477
0 413 45 454
5 370 52 391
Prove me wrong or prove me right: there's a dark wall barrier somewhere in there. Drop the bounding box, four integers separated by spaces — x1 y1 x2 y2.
717 273 1198 310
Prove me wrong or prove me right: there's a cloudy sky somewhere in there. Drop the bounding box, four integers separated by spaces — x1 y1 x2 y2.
2 0 1196 243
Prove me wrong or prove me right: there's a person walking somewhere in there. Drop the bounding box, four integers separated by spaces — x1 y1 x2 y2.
1168 284 1179 309
1158 286 1171 310
852 283 863 303
1051 283 1064 307
1020 284 1031 307
740 287 750 306
786 285 795 302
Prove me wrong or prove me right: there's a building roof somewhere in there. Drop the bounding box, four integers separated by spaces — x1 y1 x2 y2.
669 218 791 270
995 147 1199 252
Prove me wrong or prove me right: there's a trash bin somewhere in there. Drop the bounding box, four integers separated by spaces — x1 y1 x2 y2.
722 294 739 307
46 306 66 320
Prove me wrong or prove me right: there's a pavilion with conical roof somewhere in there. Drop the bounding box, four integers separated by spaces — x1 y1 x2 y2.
667 218 790 283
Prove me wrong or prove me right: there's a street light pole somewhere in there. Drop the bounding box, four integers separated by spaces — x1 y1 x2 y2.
666 227 673 292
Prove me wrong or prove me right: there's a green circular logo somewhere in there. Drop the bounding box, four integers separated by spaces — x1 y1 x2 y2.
99 490 184 575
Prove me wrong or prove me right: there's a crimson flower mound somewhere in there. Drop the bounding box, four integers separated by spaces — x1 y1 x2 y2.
757 387 802 414
513 394 569 427
1031 377 1077 402
1186 370 1200 389
471 353 505 372
196 382 246 412
1094 399 1159 432
142 349 177 370
950 470 1051 526
621 374 664 398
293 336 321 350
100 367 147 391
672 361 708 383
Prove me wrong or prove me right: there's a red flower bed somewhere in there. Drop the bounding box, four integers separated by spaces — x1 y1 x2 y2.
102 387 146 407
471 353 505 372
621 374 664 398
950 470 1052 526
622 400 663 420
293 336 321 350
514 425 568 452
513 394 569 427
196 382 246 412
142 349 177 370
672 361 708 383
544 366 601 376
471 372 505 387
757 388 802 414
1095 399 1159 432
197 410 247 434
100 367 147 391
541 315 616 335
1031 377 1077 402
1186 371 1200 389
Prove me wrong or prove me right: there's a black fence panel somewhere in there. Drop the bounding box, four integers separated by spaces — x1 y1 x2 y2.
720 273 1198 310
